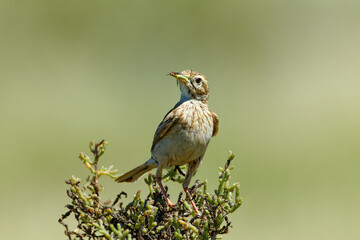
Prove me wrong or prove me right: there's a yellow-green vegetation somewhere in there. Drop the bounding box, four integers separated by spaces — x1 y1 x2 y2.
59 140 242 239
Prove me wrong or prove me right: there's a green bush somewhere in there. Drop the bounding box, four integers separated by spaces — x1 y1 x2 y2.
59 140 242 239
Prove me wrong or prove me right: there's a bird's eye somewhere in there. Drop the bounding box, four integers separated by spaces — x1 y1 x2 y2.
195 78 202 84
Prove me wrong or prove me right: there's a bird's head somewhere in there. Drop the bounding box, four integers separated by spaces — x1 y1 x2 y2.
169 70 209 103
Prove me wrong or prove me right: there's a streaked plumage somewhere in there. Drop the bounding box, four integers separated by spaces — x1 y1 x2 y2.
115 70 218 214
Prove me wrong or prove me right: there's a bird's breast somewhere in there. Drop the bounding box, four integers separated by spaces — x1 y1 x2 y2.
175 100 213 145
151 100 214 166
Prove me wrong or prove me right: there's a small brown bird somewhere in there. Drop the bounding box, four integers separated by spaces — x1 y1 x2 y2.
115 70 219 214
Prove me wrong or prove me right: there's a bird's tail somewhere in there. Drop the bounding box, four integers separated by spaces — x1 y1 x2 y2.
115 158 158 183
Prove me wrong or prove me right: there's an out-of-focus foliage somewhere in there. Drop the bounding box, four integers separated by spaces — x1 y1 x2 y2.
59 141 241 239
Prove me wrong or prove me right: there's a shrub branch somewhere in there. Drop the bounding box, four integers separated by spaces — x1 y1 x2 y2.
59 140 242 239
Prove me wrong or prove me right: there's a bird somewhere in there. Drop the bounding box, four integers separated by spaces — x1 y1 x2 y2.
115 70 219 214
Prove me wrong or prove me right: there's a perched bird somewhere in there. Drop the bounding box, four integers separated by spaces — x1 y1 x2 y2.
115 70 219 214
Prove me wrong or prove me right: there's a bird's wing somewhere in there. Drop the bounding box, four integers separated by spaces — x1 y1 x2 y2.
211 111 219 137
151 107 179 152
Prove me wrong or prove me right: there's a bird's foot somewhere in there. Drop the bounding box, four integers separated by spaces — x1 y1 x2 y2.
155 177 177 209
166 198 177 208
190 199 200 215
184 187 200 215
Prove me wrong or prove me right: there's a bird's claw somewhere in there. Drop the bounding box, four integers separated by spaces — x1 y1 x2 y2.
166 199 177 208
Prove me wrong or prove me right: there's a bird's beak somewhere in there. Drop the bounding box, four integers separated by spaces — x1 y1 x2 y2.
169 72 190 84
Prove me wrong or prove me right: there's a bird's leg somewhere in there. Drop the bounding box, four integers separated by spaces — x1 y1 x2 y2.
155 177 176 208
183 187 200 215
183 159 202 215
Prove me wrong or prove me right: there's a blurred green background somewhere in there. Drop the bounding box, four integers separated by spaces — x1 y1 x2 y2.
1 0 359 239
